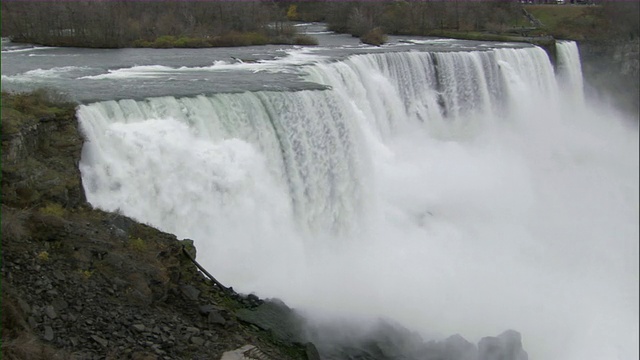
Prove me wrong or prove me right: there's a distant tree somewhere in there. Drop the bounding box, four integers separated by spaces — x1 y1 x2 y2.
348 7 373 37
0 0 293 48
381 1 411 34
287 4 300 21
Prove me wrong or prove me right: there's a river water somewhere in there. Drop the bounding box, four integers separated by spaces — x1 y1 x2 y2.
2 24 638 360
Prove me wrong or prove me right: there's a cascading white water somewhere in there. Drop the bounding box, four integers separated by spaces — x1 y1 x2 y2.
79 43 638 360
556 40 585 105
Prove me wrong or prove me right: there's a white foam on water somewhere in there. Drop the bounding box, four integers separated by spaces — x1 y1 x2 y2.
1 66 92 82
1 45 58 53
79 49 330 80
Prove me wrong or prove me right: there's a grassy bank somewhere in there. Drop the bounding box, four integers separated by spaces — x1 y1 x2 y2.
524 4 603 40
132 32 317 49
8 28 318 49
1 89 76 135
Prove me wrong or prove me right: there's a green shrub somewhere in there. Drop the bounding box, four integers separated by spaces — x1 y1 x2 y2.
361 27 387 46
294 35 319 46
129 237 147 252
208 32 269 47
37 251 49 262
287 4 300 21
132 39 153 48
39 203 66 217
1 89 75 124
81 269 94 279
130 30 313 48
1 206 29 241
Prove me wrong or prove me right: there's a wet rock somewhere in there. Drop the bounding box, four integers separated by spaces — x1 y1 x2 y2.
179 285 200 301
52 269 66 282
198 304 219 315
236 299 305 345
185 326 200 335
443 334 476 360
44 326 54 341
28 316 38 328
91 335 109 347
44 305 57 319
220 345 256 360
208 310 226 326
18 298 31 314
478 330 528 360
305 342 321 360
52 297 68 311
108 225 127 240
190 336 205 346
180 239 197 259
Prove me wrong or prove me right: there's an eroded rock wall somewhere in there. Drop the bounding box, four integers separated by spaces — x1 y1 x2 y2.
579 39 640 116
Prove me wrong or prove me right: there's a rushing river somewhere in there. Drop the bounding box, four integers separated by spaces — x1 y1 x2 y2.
2 24 638 360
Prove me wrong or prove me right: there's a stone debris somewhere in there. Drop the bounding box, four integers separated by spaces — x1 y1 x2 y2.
220 345 277 360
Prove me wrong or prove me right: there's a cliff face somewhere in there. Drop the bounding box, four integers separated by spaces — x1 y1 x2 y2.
1 109 85 209
1 93 314 360
579 39 640 116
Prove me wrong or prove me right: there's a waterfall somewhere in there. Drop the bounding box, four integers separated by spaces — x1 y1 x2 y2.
79 90 368 237
78 42 638 360
556 40 585 105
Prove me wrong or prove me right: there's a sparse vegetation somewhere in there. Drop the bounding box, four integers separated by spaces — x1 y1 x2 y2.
292 35 319 46
81 269 94 279
37 251 50 262
1 206 29 242
39 203 66 218
525 2 639 40
129 237 147 252
286 4 300 21
524 5 603 40
1 89 75 135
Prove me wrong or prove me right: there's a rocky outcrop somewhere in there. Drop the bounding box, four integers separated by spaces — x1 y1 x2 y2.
1 111 85 209
579 38 640 116
1 96 312 360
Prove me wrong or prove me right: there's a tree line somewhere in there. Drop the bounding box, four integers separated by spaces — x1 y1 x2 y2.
0 1 306 48
286 1 525 36
287 0 637 40
1 1 637 48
